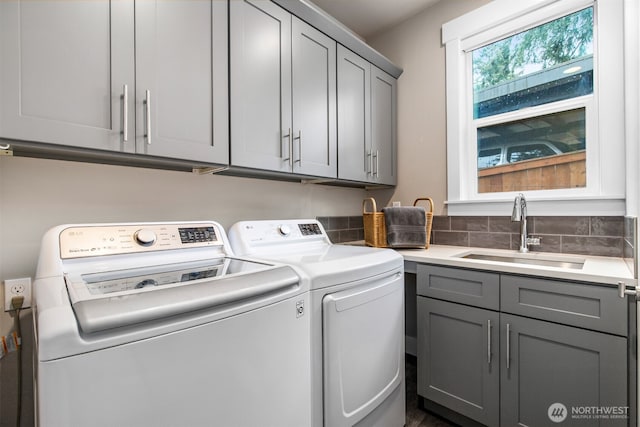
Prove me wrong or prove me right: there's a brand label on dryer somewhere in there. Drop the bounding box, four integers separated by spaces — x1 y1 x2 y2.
296 300 305 318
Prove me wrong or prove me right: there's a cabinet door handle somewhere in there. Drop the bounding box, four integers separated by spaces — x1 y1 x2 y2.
282 128 292 167
618 281 640 298
294 130 302 166
373 150 379 177
367 151 372 175
487 319 492 366
144 90 152 145
506 323 511 371
122 84 128 142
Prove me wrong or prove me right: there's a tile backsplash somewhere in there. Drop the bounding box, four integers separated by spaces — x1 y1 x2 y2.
433 215 625 257
317 216 364 243
319 214 631 260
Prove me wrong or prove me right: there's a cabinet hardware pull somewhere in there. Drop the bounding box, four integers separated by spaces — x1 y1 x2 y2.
373 150 379 177
294 130 302 166
122 85 128 142
282 128 292 167
144 90 151 145
617 281 639 299
506 323 511 371
367 151 373 175
487 319 492 366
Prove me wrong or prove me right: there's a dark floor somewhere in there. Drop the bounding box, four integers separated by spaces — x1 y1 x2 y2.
405 355 458 427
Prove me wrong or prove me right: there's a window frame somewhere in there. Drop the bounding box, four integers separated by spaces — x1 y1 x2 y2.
443 0 625 216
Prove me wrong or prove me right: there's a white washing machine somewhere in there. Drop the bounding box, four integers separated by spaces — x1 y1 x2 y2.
229 219 405 427
33 221 311 427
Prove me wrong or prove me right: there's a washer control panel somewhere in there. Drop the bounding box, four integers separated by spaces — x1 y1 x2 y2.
59 223 221 259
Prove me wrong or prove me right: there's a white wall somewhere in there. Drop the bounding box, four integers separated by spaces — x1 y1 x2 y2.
367 0 493 215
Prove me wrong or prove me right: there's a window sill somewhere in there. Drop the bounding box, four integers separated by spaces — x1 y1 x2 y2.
445 196 625 216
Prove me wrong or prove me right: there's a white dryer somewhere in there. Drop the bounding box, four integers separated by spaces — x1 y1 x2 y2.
229 219 405 427
33 221 311 427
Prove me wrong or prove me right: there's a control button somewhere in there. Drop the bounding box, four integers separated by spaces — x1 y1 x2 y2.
134 229 157 246
278 225 291 236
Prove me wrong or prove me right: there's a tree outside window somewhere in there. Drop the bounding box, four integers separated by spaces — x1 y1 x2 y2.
471 8 593 193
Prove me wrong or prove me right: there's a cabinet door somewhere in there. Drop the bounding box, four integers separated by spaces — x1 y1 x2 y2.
337 45 371 182
230 0 292 173
417 297 500 426
135 0 228 163
0 0 134 151
501 314 627 427
371 66 397 185
291 17 337 178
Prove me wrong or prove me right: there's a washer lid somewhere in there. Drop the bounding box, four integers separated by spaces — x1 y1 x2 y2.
65 258 299 333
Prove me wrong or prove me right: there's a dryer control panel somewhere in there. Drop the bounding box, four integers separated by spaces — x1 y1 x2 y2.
228 219 331 255
59 222 223 259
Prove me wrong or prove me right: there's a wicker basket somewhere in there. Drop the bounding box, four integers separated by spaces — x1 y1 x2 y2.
363 198 388 248
363 197 434 249
414 197 434 249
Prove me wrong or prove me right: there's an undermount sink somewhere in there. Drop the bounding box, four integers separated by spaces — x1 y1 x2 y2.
457 251 586 270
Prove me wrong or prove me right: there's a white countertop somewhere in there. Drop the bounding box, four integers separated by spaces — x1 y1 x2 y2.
396 245 636 286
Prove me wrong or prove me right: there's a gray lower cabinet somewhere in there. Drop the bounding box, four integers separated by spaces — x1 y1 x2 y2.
501 313 627 427
0 0 229 164
416 264 630 427
230 0 337 178
417 297 500 426
337 45 397 185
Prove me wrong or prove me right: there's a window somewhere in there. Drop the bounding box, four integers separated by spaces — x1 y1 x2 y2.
473 8 591 194
443 0 625 215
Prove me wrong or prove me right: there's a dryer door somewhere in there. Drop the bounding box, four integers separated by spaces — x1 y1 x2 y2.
323 270 404 427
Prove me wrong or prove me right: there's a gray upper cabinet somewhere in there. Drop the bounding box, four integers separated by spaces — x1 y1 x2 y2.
291 18 337 177
337 46 371 183
230 0 292 174
135 0 229 163
337 47 398 185
1 0 398 182
230 0 337 178
0 0 228 164
0 1 134 152
371 66 397 185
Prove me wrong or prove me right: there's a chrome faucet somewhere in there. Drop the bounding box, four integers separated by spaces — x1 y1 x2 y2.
511 193 540 253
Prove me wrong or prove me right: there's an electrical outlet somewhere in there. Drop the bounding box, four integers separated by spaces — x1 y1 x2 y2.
4 277 32 311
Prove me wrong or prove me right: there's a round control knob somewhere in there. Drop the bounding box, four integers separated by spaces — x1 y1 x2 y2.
278 225 291 236
134 229 157 246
